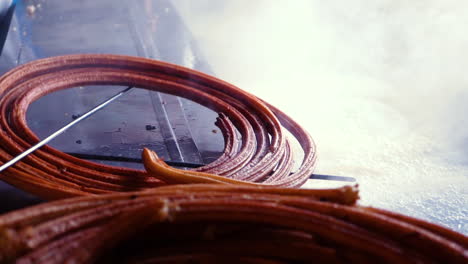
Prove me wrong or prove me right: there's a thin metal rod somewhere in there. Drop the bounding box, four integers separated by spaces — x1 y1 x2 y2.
0 86 133 173
65 152 205 169
309 173 356 182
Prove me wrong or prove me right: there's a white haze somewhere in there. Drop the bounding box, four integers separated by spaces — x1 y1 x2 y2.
172 0 468 233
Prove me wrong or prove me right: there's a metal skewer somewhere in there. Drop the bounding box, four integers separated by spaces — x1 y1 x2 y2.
0 86 133 173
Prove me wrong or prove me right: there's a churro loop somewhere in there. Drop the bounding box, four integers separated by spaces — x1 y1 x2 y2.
0 185 466 263
0 54 316 199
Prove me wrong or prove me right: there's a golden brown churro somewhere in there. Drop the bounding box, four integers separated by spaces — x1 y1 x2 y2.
0 54 316 199
0 185 466 263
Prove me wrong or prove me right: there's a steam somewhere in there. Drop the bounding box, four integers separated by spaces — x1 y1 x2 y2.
172 0 468 233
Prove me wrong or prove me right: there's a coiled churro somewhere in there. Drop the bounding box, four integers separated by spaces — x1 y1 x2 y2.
0 54 316 199
0 184 466 264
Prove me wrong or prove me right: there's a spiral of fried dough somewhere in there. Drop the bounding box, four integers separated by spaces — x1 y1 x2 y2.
0 55 316 199
0 184 466 264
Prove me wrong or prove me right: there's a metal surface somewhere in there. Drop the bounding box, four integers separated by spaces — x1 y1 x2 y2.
0 0 15 54
0 0 224 211
16 0 223 167
0 86 133 173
